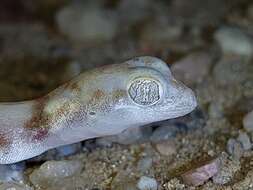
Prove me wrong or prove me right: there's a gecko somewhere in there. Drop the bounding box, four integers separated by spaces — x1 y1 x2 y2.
0 56 197 164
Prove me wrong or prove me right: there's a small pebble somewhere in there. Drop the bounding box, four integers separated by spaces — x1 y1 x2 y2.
30 160 83 187
137 176 158 190
171 51 213 85
243 110 253 132
214 26 253 56
181 158 220 186
0 163 26 183
226 138 244 160
237 131 252 150
155 140 177 156
137 157 153 172
212 152 241 185
56 3 118 42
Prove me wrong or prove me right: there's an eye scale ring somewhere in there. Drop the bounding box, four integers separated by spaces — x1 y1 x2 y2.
128 78 161 106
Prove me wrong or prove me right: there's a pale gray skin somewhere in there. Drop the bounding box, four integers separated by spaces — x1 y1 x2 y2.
0 56 197 164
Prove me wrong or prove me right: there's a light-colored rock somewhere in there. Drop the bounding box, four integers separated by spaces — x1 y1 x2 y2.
214 26 253 56
181 157 220 186
243 110 253 132
226 138 244 160
0 163 25 183
212 152 241 185
171 52 213 84
155 140 177 156
56 3 118 42
137 176 158 190
29 160 83 188
237 131 251 150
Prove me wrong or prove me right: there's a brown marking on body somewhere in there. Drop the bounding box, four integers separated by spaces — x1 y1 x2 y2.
0 133 9 147
85 89 112 115
49 99 86 127
88 89 106 108
31 128 49 141
93 89 105 100
63 81 81 92
24 96 51 142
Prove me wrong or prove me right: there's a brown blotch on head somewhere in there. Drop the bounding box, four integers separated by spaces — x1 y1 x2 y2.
112 89 126 100
93 89 106 100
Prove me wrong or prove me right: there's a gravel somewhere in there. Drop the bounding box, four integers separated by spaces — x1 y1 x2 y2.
137 176 158 190
212 152 241 185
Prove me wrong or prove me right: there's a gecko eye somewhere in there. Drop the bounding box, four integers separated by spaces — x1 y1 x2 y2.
127 77 162 106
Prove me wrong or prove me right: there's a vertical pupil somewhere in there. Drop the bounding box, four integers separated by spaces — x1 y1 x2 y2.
128 78 160 106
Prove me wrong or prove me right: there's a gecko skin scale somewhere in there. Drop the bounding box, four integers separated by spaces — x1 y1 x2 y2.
0 56 197 164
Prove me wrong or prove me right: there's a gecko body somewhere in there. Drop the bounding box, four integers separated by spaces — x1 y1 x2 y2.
0 56 197 164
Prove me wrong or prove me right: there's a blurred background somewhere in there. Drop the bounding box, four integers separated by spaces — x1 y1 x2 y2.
0 0 251 101
0 0 253 189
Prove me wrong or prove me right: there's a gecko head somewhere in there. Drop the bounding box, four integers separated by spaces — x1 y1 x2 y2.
110 56 198 127
84 56 197 135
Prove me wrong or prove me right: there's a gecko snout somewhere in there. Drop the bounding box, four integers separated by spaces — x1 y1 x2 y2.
173 81 197 114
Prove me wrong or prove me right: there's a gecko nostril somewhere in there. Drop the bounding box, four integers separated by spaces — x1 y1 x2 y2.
89 112 96 116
